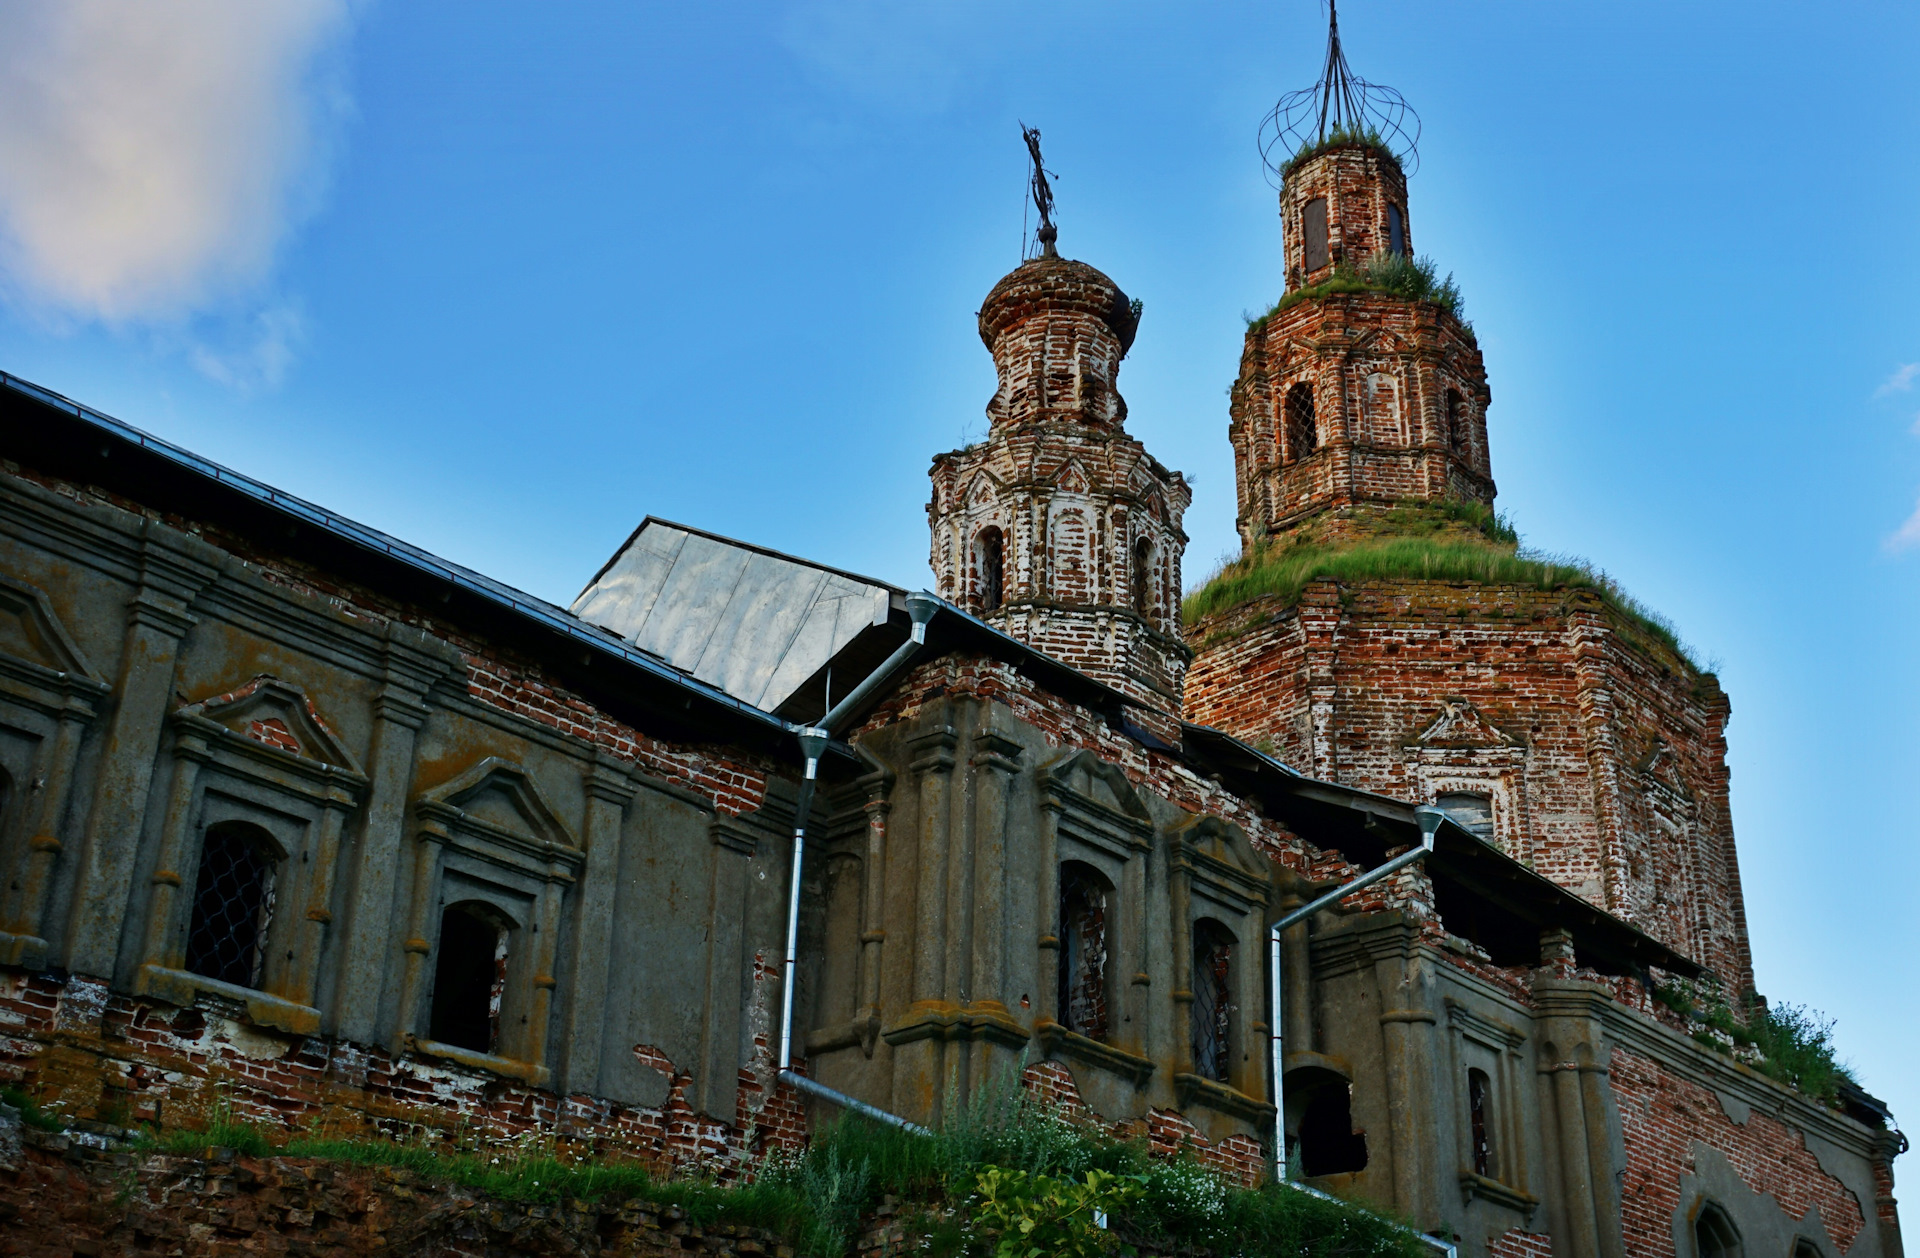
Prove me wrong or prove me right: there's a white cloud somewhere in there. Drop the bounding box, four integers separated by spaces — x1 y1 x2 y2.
0 2 354 324
188 301 308 391
1875 362 1920 398
1887 499 1920 553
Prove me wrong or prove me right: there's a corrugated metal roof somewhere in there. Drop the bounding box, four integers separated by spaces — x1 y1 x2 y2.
571 518 895 712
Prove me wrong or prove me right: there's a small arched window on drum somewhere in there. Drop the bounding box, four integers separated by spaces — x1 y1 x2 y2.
1303 198 1329 272
1285 383 1317 463
976 527 1005 613
1131 538 1154 618
1388 203 1407 256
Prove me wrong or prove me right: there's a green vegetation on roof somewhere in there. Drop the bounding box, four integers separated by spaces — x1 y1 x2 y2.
1279 124 1401 180
1182 501 1703 672
1652 982 1856 1104
118 1074 1425 1258
1248 251 1466 331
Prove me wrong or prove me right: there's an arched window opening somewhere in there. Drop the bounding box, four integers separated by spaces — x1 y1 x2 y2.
1131 538 1154 617
430 903 511 1055
1387 204 1407 256
1057 863 1109 1042
1445 389 1469 457
1285 384 1317 462
1190 919 1234 1082
1693 1203 1743 1258
976 527 1005 613
1468 1068 1494 1178
1791 1241 1824 1258
1296 1079 1368 1177
1438 791 1495 844
1303 198 1330 272
184 822 276 990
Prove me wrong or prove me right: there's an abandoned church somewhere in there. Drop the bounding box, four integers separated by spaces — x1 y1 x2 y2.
0 16 1903 1258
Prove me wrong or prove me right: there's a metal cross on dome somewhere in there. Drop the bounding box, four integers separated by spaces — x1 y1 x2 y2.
1022 123 1059 258
1258 0 1421 186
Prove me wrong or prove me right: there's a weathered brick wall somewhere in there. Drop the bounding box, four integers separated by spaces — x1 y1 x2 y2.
1232 289 1491 544
1611 1046 1867 1256
928 255 1192 715
1184 580 1753 993
1279 145 1411 290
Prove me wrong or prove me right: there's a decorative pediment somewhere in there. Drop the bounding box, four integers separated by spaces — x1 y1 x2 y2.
418 756 577 851
178 676 364 776
1406 699 1520 752
1348 327 1415 357
1172 815 1265 878
966 472 1002 509
1636 741 1692 801
1043 750 1150 826
0 577 110 718
1053 461 1091 496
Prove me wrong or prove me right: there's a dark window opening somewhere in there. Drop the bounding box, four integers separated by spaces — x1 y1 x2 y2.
1058 863 1109 1042
1388 203 1406 256
1131 538 1154 616
1694 1203 1743 1258
1430 871 1540 968
1303 198 1329 272
184 822 275 990
1285 383 1317 462
1190 919 1234 1082
1445 389 1469 458
429 903 510 1055
1296 1080 1368 1176
1438 791 1494 843
1792 1242 1823 1258
977 528 1005 613
1468 1068 1493 1178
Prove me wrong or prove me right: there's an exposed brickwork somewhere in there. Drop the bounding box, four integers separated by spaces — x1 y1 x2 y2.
1485 1228 1555 1258
928 255 1192 715
1018 1060 1265 1189
1611 1046 1866 1256
1280 144 1412 291
1185 582 1752 992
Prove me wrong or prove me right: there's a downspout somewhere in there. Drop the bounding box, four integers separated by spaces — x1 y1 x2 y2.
1268 803 1450 1250
776 591 939 1133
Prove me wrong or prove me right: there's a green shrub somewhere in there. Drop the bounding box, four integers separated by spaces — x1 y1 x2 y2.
1249 251 1466 329
1653 982 1855 1104
1279 125 1400 180
0 1086 64 1133
974 1166 1144 1258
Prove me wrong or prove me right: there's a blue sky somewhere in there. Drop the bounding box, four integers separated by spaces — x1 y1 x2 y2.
0 1 1914 1186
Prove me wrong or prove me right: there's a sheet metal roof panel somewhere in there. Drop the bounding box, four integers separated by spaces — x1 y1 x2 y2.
571 519 891 712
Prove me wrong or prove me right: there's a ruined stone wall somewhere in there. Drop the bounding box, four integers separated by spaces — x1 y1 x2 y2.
1184 579 1751 994
1231 290 1491 545
1279 145 1411 291
0 459 804 1173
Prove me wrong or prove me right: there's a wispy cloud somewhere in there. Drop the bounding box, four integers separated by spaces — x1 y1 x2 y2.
1875 362 1920 398
0 2 353 357
188 302 309 392
1887 499 1920 553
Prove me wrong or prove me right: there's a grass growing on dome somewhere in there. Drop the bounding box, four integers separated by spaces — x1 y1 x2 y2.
1182 513 1702 672
1248 252 1466 331
1278 124 1402 180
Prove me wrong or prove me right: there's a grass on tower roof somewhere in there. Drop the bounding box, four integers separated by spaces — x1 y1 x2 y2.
1182 501 1704 672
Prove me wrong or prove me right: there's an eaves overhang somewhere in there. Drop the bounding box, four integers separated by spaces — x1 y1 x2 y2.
0 371 797 753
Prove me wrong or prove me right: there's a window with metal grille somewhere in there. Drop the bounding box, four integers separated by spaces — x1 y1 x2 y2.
1285 383 1317 462
1468 1068 1493 1177
1388 203 1406 256
1190 919 1234 1082
1445 389 1468 457
977 527 1005 613
1131 538 1154 616
184 821 276 990
429 903 511 1055
1057 862 1108 1042
1303 197 1329 271
1694 1203 1743 1258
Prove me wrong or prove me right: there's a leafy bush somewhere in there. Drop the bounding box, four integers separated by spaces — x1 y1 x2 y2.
974 1166 1143 1258
1653 982 1855 1103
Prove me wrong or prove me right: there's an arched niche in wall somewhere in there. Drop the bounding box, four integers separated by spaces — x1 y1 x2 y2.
401 756 582 1085
134 676 368 1035
0 575 110 969
1035 750 1154 1086
1168 814 1275 1126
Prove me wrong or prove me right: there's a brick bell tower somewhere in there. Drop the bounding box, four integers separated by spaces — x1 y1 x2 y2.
1233 38 1492 547
929 129 1191 717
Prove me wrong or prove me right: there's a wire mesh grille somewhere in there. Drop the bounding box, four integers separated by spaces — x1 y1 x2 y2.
184 824 275 990
1191 926 1233 1082
1058 867 1109 1042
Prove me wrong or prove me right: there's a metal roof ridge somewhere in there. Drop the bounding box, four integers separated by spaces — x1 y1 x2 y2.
0 370 792 734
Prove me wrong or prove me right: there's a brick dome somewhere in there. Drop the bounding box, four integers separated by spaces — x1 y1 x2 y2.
978 256 1139 358
975 256 1140 432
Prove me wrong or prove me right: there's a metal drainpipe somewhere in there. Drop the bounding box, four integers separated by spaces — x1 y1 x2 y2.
775 592 938 1134
1268 805 1448 1242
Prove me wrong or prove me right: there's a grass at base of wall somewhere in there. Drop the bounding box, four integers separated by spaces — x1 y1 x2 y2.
1183 527 1701 672
119 1075 1428 1258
